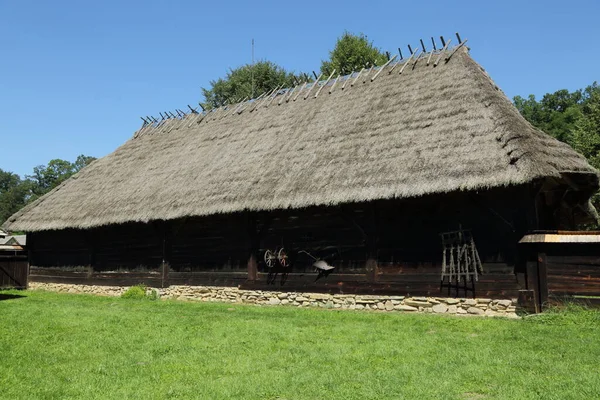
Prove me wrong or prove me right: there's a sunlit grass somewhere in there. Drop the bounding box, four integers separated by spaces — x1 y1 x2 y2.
1 290 599 399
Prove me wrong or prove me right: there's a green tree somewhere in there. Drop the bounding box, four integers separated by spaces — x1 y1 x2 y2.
515 83 600 228
201 61 302 110
513 89 584 143
0 170 31 224
73 155 96 172
1 155 96 225
571 84 600 168
27 155 97 200
320 32 388 76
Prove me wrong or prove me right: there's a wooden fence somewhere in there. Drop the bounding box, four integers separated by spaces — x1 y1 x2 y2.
522 244 600 311
0 255 28 289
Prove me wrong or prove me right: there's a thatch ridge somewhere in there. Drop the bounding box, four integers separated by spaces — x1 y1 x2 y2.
4 46 598 232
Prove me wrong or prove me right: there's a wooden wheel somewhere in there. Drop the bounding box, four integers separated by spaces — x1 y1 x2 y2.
277 248 289 268
264 249 276 268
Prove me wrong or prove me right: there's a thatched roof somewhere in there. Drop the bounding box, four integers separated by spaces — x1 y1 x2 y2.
4 46 598 232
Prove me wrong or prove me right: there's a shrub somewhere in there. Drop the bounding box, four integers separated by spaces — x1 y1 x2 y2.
121 284 160 300
121 284 147 299
147 288 160 301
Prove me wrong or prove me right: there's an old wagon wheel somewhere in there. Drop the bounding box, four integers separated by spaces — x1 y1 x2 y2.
277 248 289 267
264 249 276 268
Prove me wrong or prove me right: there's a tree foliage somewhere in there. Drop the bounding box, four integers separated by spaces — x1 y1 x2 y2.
0 155 96 225
514 83 600 167
514 83 600 227
320 32 388 76
201 61 302 110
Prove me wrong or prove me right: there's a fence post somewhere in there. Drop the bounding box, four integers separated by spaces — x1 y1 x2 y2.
538 252 548 310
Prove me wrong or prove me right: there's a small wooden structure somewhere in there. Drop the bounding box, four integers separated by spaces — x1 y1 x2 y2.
0 235 28 289
519 231 600 311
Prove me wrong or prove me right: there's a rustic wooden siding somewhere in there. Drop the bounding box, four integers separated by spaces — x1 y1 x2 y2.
27 187 532 298
0 254 28 289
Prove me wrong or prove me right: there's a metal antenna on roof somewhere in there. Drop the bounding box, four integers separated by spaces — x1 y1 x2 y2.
251 38 255 98
398 47 403 60
420 39 426 53
440 36 446 47
455 32 463 44
431 37 437 51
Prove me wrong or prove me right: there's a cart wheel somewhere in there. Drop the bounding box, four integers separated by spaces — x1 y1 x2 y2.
264 250 276 268
277 248 289 267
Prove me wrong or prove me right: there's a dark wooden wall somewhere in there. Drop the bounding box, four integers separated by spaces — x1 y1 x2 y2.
0 253 28 289
27 186 536 298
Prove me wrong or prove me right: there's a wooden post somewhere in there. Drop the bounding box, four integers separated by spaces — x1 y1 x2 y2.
247 253 257 282
537 252 548 310
161 221 172 288
246 214 258 282
366 258 379 283
525 261 540 313
26 231 34 268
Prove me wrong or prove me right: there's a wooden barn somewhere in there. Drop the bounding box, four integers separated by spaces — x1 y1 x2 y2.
3 43 599 301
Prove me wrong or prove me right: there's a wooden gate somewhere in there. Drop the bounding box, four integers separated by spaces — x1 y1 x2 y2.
520 232 600 311
0 255 28 289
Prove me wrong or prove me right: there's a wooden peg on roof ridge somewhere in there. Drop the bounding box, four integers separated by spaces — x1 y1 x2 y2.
408 44 414 55
281 86 296 104
412 49 422 68
328 74 340 94
445 38 468 63
350 68 365 87
456 32 463 44
398 47 403 60
304 73 323 99
399 49 419 74
372 54 397 80
420 39 426 52
433 38 452 67
363 66 374 84
431 37 437 51
293 81 308 101
315 69 335 98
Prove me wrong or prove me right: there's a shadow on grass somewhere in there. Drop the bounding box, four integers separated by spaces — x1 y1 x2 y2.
0 293 27 301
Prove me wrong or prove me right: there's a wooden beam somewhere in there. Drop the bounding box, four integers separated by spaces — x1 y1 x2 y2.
538 252 548 310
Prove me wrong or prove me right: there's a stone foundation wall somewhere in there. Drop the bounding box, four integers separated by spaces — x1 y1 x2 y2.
29 282 519 318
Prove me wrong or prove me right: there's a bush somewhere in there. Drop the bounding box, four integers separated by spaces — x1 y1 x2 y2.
121 284 160 300
121 284 148 299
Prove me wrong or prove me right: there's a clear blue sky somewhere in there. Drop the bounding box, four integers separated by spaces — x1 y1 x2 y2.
1 0 598 177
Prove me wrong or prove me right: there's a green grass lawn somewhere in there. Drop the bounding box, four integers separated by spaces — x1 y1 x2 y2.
1 290 599 400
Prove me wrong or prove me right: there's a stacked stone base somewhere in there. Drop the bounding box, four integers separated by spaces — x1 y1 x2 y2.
29 282 519 318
